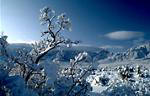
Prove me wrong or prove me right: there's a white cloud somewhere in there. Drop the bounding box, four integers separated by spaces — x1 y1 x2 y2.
100 45 124 49
105 31 144 40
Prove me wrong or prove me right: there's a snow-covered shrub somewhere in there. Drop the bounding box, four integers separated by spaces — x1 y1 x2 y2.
101 82 136 96
98 77 109 86
118 65 133 80
53 52 92 96
0 68 38 96
88 65 150 96
0 33 8 56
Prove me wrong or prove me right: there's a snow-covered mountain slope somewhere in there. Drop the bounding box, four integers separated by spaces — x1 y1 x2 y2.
5 43 32 56
44 46 112 62
4 42 150 64
7 43 32 52
4 44 112 62
4 42 150 63
126 42 150 59
42 42 150 63
100 42 150 63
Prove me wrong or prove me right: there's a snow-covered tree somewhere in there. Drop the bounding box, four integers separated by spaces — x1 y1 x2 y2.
0 7 92 96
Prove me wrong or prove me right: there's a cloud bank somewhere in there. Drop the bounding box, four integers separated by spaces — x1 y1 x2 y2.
105 31 144 40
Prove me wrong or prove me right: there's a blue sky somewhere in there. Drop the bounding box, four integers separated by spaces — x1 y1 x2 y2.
1 0 150 51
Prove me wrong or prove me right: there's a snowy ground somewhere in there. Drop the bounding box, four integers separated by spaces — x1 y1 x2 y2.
57 59 150 95
87 59 150 96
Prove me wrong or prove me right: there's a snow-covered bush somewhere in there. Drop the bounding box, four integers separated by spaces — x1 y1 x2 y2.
87 65 150 96
0 68 38 96
53 51 92 96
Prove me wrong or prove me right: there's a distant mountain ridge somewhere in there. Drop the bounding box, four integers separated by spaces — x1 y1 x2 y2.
4 41 150 63
44 46 112 62
103 41 150 63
